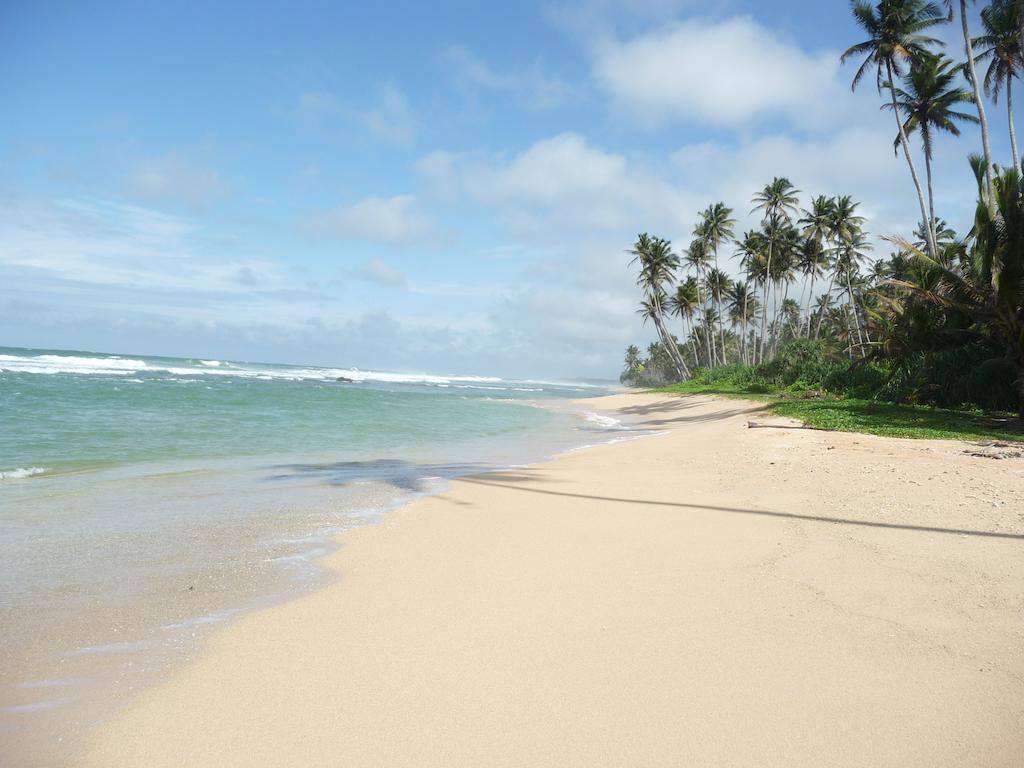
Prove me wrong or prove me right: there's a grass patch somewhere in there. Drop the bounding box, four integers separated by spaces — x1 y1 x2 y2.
656 381 1024 443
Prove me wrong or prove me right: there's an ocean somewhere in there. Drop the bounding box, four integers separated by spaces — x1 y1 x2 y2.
0 346 634 764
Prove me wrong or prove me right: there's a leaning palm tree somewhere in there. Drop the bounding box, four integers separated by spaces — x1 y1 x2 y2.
698 202 736 365
974 0 1023 169
835 229 874 356
751 177 801 362
842 0 947 258
955 0 997 195
628 234 689 379
884 52 978 234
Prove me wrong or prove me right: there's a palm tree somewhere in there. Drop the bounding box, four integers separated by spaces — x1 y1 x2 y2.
705 267 732 364
884 52 978 234
835 229 874 355
622 344 643 381
698 203 736 365
889 168 1024 415
683 238 714 367
735 230 765 357
768 226 799 355
628 234 689 379
668 277 702 367
956 0 997 196
842 0 947 258
751 177 801 362
727 281 759 364
799 195 837 337
797 235 831 338
975 0 1023 169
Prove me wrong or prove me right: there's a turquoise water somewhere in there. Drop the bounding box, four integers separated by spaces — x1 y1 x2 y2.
0 346 627 764
0 346 605 477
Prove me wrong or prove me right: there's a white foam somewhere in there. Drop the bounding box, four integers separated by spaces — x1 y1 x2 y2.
0 353 145 376
0 351 607 393
582 411 628 430
0 467 47 480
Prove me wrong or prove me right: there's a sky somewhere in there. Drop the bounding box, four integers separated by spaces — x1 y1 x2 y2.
1 0 1019 378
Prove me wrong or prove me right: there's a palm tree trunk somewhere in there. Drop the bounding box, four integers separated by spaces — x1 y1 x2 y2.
759 242 773 364
653 308 688 380
741 285 749 364
845 264 869 357
774 280 791 355
815 270 839 339
713 248 728 366
886 59 938 259
686 319 700 371
700 268 716 368
924 129 936 243
1009 77 1020 171
804 271 817 339
962 0 996 198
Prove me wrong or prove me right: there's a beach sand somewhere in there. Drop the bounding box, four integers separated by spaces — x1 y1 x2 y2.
81 394 1024 767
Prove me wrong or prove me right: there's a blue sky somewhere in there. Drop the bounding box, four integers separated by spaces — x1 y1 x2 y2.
1 0 1018 377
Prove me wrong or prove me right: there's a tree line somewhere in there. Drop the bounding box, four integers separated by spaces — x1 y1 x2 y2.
623 0 1024 418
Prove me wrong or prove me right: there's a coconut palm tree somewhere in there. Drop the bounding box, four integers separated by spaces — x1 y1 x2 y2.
835 229 874 355
683 238 714 366
705 267 733 364
751 177 801 362
727 281 760 364
797 235 831 339
884 52 979 235
956 0 997 196
889 168 1024 415
698 203 736 365
842 0 947 258
974 0 1023 169
628 234 689 379
668 276 702 367
799 195 837 337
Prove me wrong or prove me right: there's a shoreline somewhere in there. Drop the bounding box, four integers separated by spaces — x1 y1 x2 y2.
2 395 639 767
61 394 1024 765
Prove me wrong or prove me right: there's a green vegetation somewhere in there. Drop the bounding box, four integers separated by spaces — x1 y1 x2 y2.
655 340 1024 442
622 0 1024 441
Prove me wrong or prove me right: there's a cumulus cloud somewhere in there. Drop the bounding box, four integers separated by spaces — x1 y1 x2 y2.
418 133 695 236
123 152 228 211
300 195 441 247
591 16 844 128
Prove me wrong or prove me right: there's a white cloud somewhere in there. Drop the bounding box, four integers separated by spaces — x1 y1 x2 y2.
591 16 843 127
123 152 228 211
0 197 282 295
360 85 418 145
353 259 406 286
292 85 417 146
300 195 440 247
445 46 574 110
420 133 696 236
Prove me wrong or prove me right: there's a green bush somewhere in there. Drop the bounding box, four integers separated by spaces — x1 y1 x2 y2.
680 339 1016 413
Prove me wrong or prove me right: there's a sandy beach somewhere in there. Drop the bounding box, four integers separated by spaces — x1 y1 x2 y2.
80 393 1024 767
